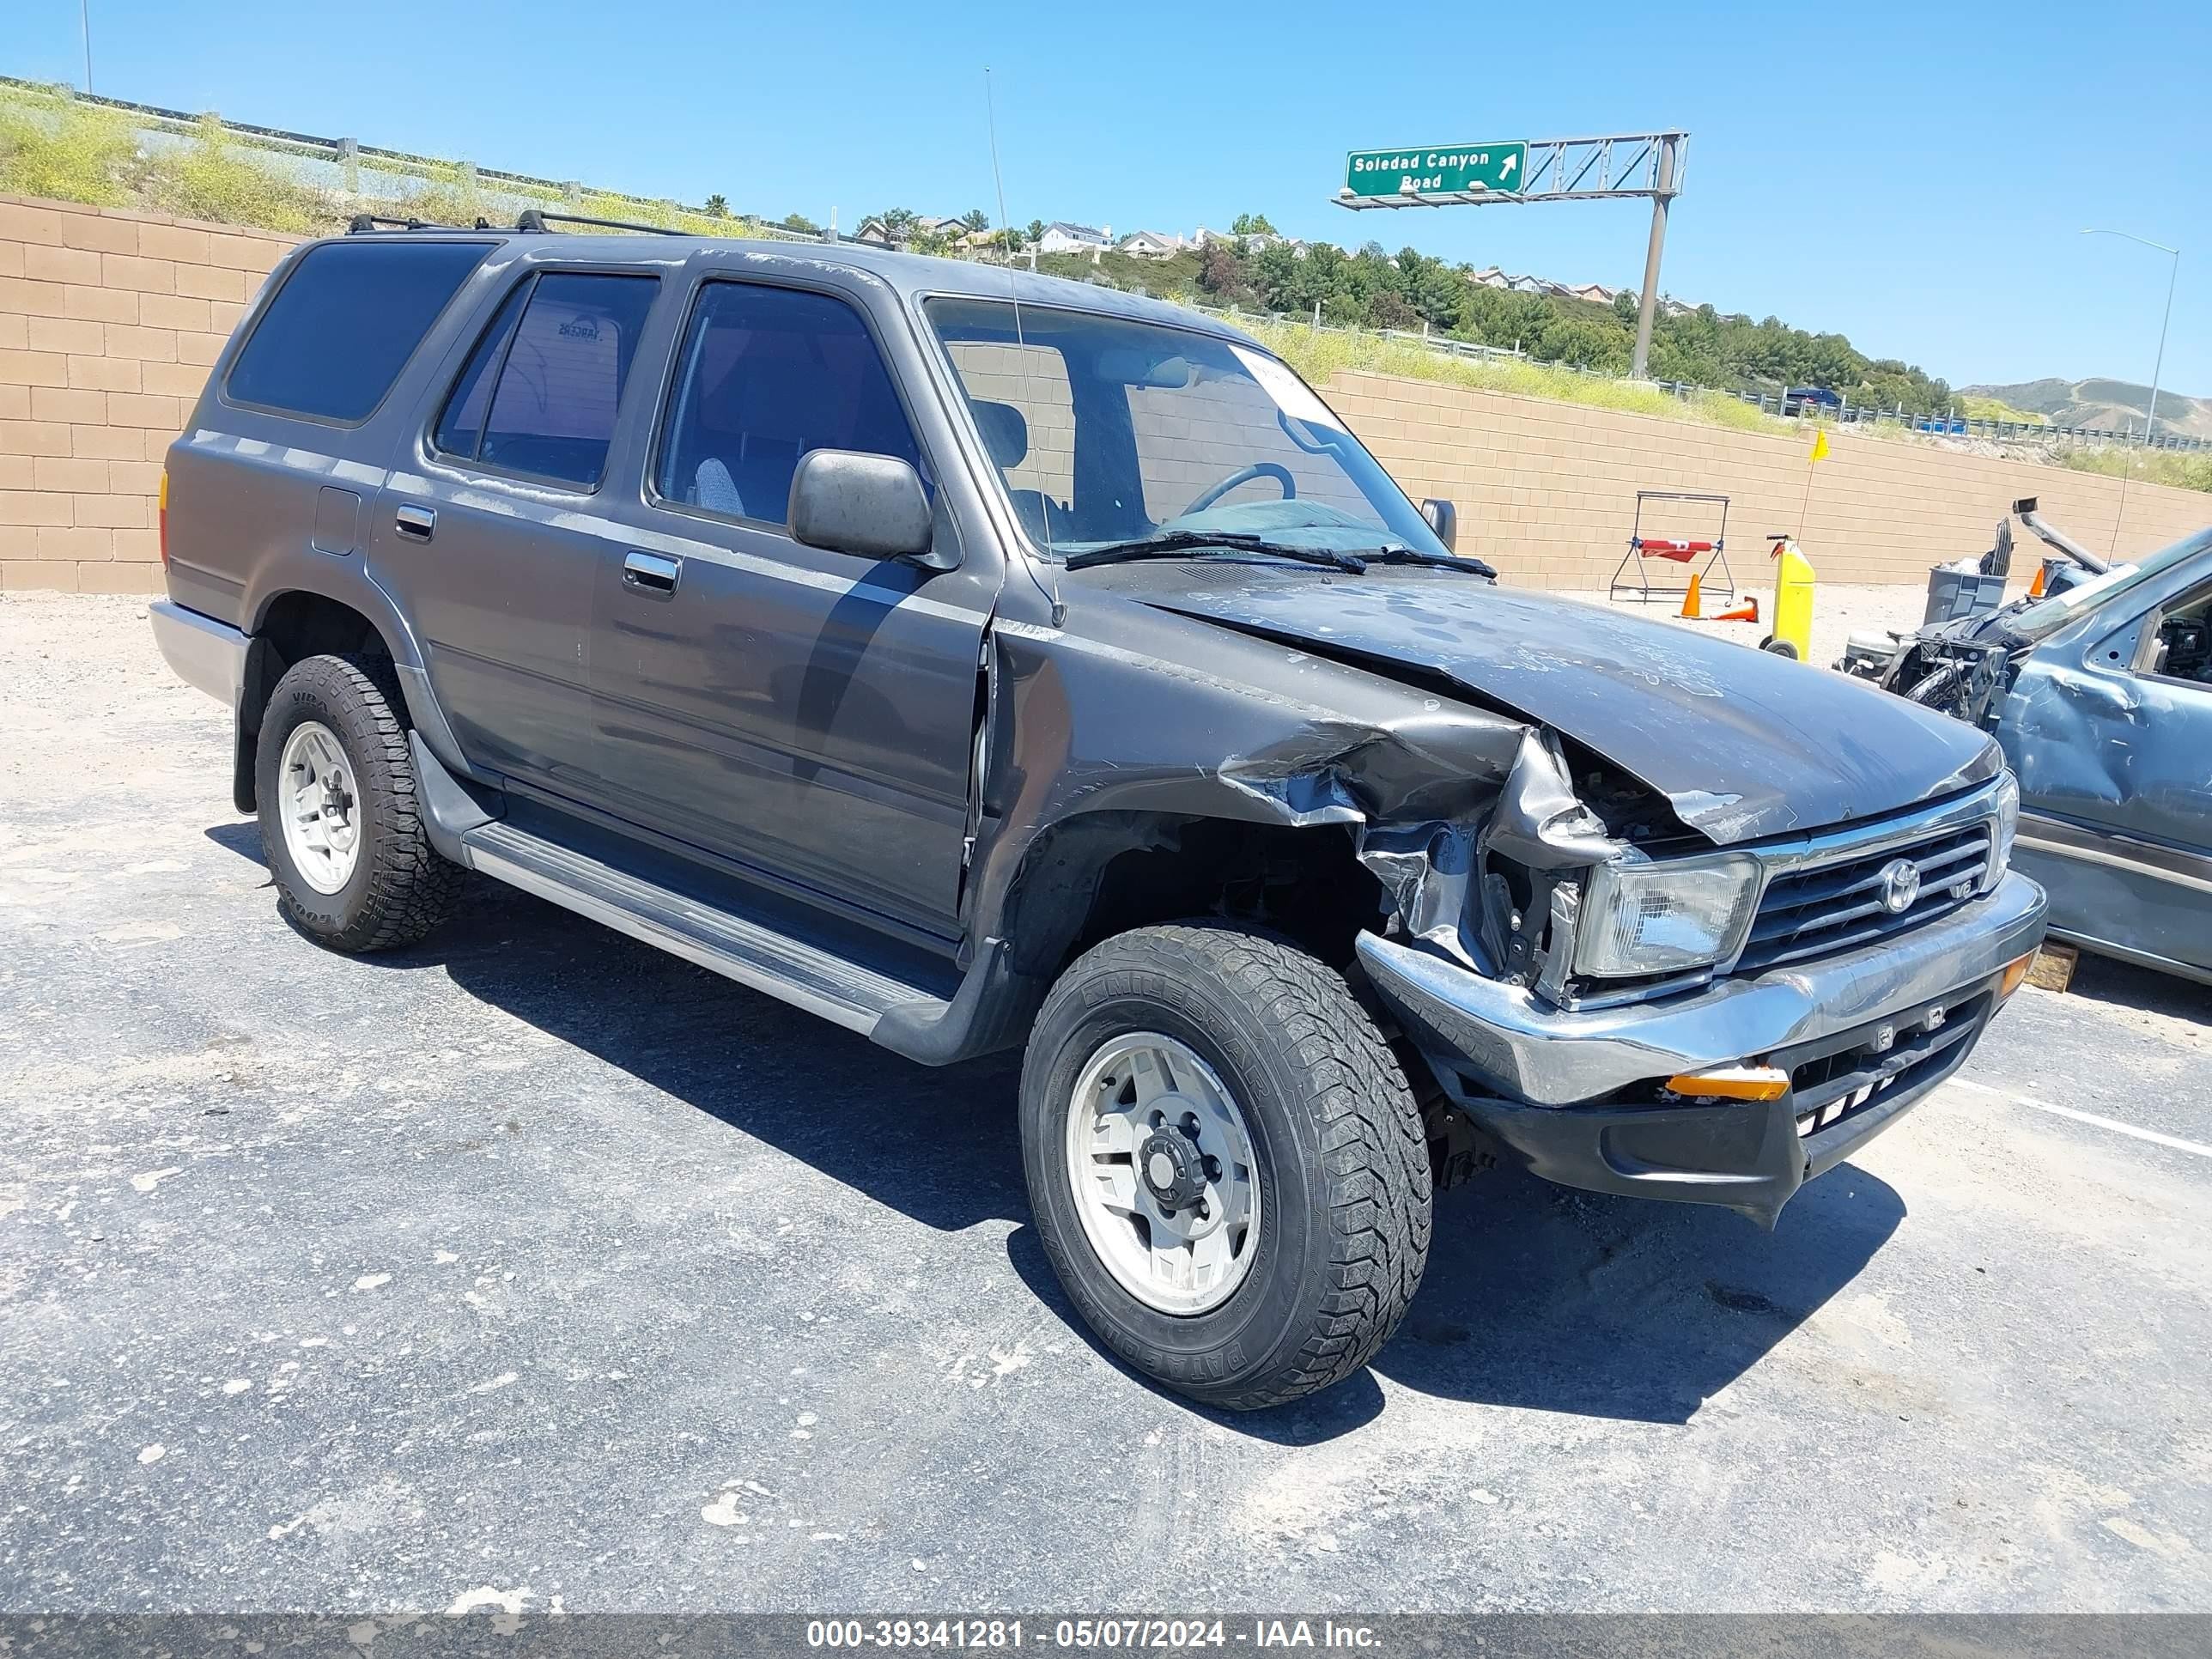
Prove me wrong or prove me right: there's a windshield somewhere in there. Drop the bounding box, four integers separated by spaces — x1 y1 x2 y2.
924 297 1448 562
2006 524 2212 641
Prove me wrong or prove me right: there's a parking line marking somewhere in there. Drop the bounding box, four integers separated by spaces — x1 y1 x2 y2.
1988 1087 2212 1161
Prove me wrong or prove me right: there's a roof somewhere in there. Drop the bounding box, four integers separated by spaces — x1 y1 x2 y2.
320 227 1255 343
1042 222 1109 240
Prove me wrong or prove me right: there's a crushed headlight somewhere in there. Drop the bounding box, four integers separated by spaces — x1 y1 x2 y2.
1984 770 2019 892
1575 853 1762 979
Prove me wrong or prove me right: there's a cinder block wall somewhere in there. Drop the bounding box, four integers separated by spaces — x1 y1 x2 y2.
2 191 2206 597
1 195 292 593
1328 372 2210 590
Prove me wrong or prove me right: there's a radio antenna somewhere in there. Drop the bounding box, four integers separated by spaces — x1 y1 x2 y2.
984 67 1061 621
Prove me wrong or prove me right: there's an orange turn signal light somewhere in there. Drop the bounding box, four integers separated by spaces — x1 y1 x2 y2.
1999 952 2033 1000
1665 1064 1790 1102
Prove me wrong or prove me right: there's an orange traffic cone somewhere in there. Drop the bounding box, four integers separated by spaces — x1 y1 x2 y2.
1715 596 1760 623
2027 563 2046 599
1679 572 1704 619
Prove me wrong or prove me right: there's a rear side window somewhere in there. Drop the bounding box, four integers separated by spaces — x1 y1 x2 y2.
654 282 922 526
433 272 660 487
225 240 491 422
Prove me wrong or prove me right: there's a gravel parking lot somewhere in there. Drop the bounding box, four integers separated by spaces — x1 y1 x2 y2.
3 591 2209 1615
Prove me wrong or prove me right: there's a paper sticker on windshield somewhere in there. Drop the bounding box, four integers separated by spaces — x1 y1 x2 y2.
1231 344 1345 431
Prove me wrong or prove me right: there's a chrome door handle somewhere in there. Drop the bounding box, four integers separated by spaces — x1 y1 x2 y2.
393 505 436 541
623 550 682 598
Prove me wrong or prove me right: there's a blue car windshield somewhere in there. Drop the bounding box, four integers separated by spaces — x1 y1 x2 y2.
925 296 1447 561
2008 524 2212 641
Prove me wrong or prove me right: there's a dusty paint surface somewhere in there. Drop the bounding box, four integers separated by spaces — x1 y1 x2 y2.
2 592 2209 1613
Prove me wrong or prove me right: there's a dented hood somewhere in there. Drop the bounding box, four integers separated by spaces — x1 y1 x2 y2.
1116 568 1999 843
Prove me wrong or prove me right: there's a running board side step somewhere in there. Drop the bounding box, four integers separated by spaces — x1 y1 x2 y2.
458 821 949 1038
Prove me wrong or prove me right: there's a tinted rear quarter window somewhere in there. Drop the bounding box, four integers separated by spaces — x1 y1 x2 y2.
225 240 492 422
434 272 660 487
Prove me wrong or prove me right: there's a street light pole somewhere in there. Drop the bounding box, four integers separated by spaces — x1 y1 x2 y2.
2081 228 2181 555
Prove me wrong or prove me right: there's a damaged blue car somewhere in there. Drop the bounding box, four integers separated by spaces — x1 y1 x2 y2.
1855 508 2212 986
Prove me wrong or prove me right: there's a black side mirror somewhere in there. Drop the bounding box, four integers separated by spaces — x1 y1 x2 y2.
1420 497 1459 552
788 450 949 568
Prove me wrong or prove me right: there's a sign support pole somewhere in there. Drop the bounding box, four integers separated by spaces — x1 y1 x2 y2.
1630 135 1680 381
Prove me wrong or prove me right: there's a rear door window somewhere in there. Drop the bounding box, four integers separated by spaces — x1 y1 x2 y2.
654 282 922 527
433 272 660 488
225 239 492 422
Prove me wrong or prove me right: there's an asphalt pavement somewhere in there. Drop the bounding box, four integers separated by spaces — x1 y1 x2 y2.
3 592 2208 1615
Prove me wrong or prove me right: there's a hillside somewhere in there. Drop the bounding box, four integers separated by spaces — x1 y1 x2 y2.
1962 376 2212 440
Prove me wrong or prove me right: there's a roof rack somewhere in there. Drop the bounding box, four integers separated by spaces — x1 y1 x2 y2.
346 212 488 234
514 208 681 236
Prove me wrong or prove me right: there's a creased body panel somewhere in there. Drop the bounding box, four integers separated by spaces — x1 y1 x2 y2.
1091 566 2002 843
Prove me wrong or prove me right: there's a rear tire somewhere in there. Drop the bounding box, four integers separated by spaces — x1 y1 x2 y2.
255 653 461 952
1019 922 1431 1409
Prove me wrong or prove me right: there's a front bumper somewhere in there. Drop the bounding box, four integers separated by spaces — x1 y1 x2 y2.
1360 870 2047 1222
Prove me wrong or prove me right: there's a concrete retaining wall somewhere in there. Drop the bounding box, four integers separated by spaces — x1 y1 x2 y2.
1328 372 2209 591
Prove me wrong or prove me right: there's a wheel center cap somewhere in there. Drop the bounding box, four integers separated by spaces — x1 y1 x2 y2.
1137 1130 1206 1212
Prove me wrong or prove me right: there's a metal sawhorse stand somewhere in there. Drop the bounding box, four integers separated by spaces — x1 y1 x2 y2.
1609 489 1735 605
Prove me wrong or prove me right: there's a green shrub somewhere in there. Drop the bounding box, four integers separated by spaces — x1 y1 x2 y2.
139 113 320 233
0 82 136 206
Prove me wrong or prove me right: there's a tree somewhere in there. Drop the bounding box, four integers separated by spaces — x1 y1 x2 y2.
878 206 919 240
781 211 822 235
960 208 990 233
703 193 728 218
1195 240 1255 305
1230 212 1278 238
1025 218 1046 246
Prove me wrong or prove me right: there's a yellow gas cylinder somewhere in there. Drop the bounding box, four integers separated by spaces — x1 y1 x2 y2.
1769 538 1816 660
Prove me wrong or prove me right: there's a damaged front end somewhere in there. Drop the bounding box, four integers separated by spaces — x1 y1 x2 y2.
980 589 2043 1226
1212 665 2045 1230
1350 758 2044 1225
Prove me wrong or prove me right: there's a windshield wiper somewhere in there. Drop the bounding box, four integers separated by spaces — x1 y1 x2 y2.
1363 546 1498 579
1064 530 1369 574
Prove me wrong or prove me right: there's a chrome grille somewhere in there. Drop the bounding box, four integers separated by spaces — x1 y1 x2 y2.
1736 822 1992 974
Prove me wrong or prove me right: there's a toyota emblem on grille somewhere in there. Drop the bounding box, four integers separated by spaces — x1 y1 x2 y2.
1877 857 1923 915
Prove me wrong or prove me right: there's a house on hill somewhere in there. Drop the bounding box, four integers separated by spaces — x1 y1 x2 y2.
852 213 975 247
1036 222 1113 255
1116 229 1183 259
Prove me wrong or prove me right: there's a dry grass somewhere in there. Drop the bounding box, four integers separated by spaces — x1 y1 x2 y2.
2056 445 2212 494
1244 318 1790 434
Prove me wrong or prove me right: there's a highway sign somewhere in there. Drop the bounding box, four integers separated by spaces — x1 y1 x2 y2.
1344 143 1528 198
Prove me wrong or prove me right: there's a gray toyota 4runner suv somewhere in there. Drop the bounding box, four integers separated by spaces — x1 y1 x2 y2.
151 223 2047 1408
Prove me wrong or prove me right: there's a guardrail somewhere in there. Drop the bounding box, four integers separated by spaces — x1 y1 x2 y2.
0 76 817 242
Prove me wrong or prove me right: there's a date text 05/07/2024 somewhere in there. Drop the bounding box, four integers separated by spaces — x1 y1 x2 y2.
805 1618 1383 1650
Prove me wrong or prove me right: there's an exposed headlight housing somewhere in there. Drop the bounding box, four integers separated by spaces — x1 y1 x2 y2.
1575 852 1763 980
1984 769 2019 892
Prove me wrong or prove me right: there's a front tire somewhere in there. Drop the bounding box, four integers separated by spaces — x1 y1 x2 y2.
1019 923 1431 1409
254 653 461 952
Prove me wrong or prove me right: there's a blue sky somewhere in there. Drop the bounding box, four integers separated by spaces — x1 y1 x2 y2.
13 0 2210 396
